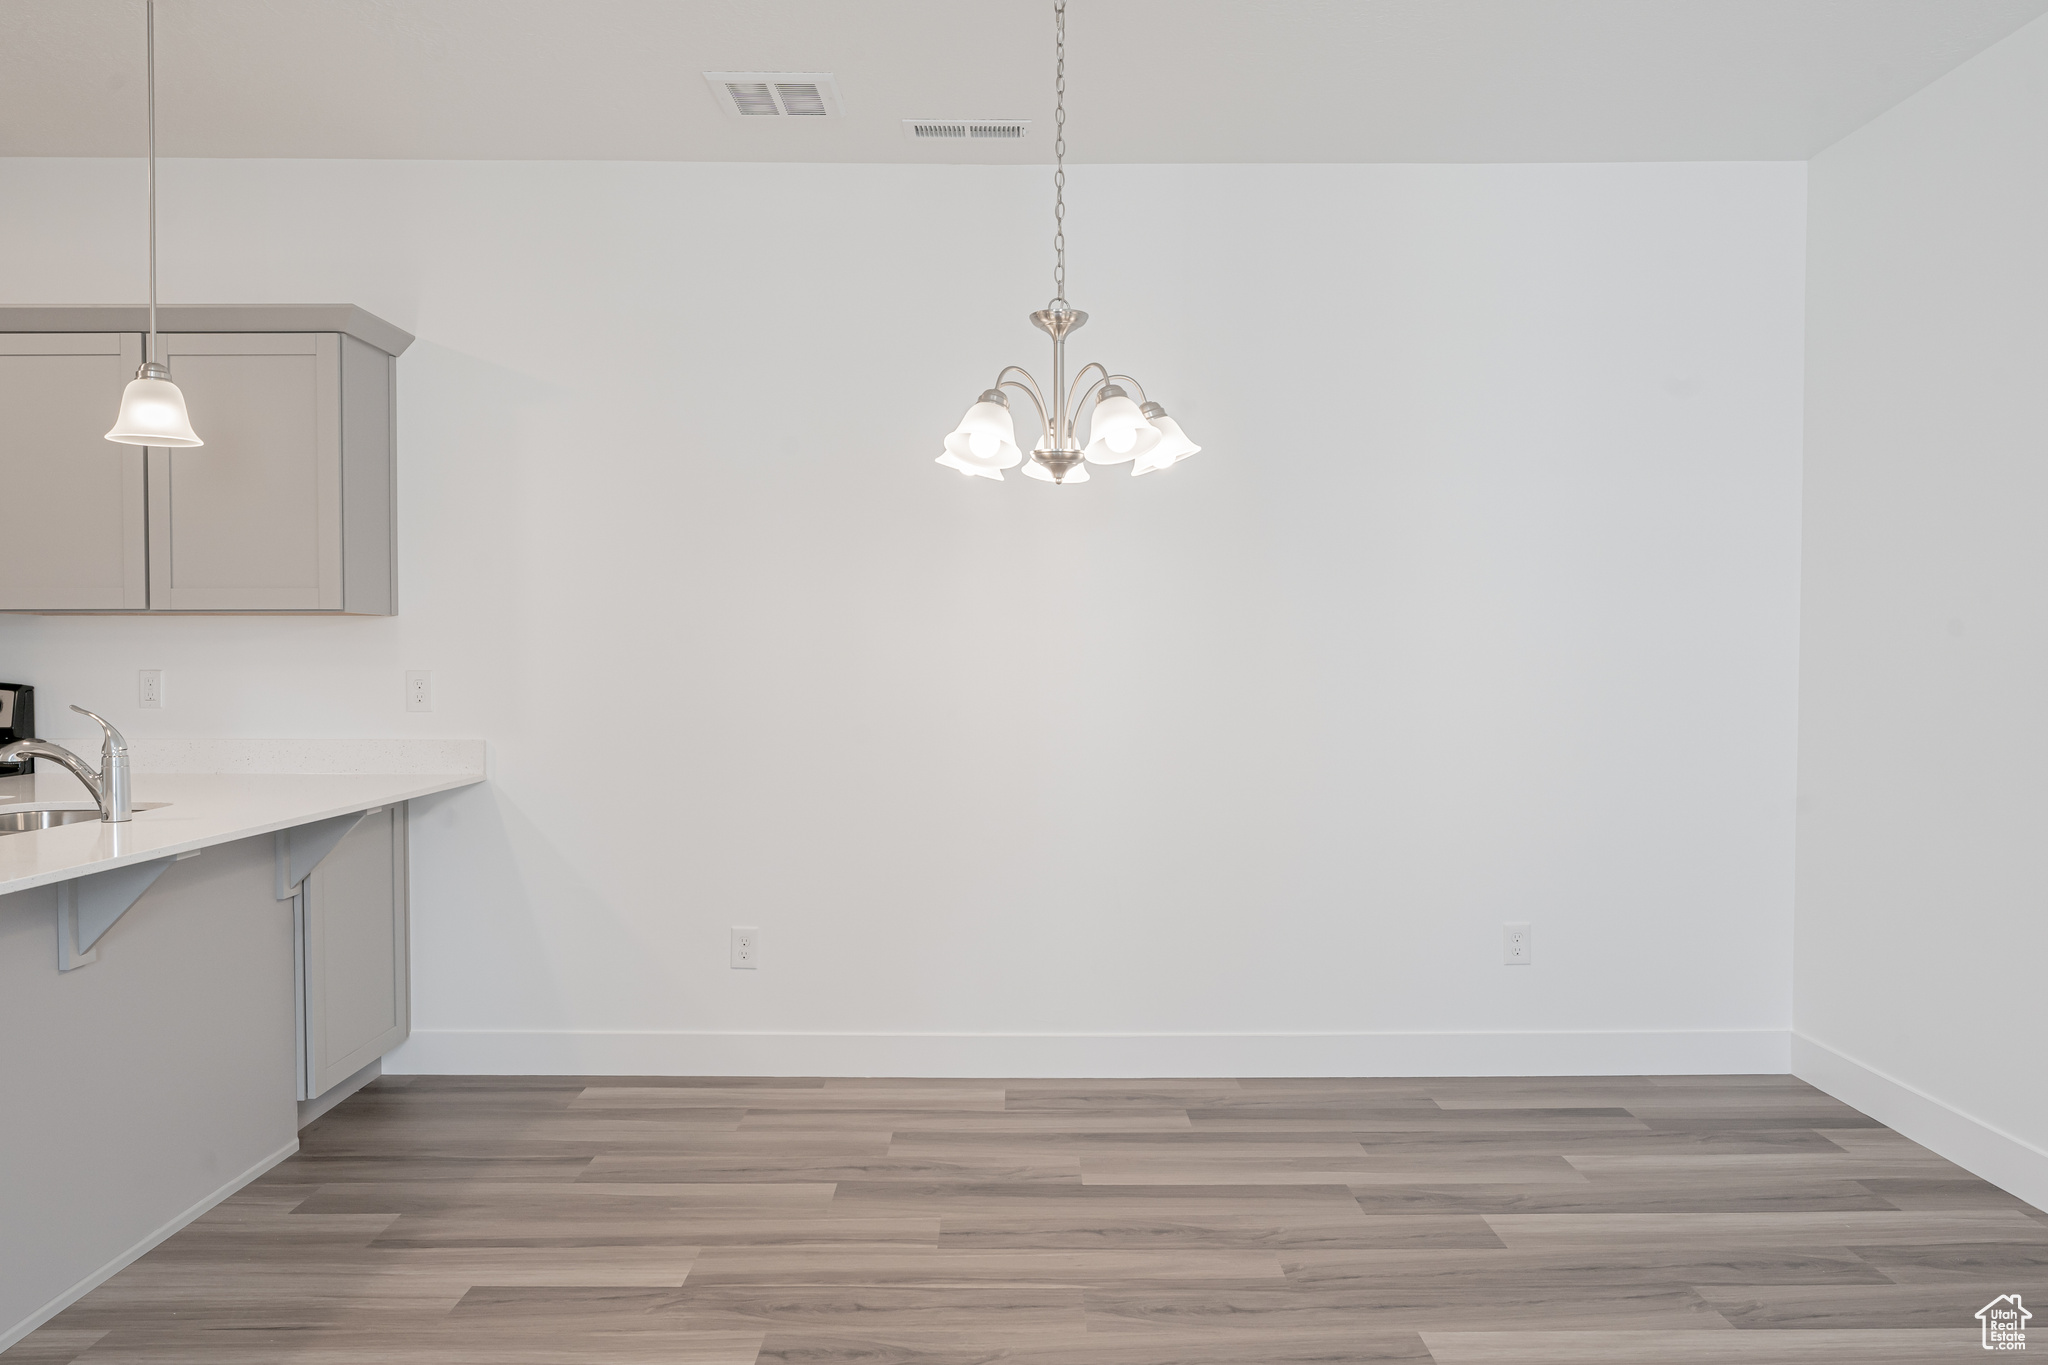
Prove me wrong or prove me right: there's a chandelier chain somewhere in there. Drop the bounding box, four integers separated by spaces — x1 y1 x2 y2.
1052 0 1066 309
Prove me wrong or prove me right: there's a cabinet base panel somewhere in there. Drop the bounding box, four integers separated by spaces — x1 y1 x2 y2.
297 1058 382 1131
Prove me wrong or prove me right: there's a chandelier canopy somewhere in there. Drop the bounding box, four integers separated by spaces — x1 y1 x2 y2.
934 1 1198 486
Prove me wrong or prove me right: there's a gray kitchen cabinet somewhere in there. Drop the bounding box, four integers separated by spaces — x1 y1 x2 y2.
0 333 149 610
0 306 410 615
147 332 346 611
294 803 410 1100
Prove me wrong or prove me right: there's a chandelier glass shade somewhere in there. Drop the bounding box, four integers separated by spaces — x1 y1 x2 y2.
1134 407 1200 475
933 1 1195 486
942 392 1024 472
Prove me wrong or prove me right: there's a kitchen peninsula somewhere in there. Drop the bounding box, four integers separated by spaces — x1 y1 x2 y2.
0 741 484 1348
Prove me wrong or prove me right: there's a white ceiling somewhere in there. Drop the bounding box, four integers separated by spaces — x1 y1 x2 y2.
3 0 2046 164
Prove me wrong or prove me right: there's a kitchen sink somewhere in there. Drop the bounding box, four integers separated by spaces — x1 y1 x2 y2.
0 802 168 835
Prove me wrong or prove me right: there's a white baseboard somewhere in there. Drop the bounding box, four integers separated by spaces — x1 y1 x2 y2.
385 1028 1791 1078
1793 1032 2048 1212
0 1136 299 1355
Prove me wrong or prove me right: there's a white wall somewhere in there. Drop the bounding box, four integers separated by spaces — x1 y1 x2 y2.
0 157 1808 1074
1797 15 2048 1205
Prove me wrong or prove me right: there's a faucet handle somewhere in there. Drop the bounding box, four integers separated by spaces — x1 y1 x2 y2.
70 705 129 754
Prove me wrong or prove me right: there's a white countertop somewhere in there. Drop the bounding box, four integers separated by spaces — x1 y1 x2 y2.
0 770 484 896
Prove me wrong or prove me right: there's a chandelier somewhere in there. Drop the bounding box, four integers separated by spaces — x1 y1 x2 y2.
935 1 1199 486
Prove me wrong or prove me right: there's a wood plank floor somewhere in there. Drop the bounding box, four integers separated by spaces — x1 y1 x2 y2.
12 1075 2047 1363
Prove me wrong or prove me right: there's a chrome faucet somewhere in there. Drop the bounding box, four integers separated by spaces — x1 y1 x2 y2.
0 705 133 823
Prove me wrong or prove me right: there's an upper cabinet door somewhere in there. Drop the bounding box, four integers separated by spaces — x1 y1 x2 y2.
147 332 344 611
0 334 148 610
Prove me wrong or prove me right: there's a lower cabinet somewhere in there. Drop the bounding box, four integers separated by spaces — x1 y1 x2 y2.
293 804 410 1100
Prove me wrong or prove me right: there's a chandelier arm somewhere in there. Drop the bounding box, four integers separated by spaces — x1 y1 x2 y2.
1107 374 1149 404
996 379 1052 443
1071 373 1113 414
1063 373 1118 446
994 365 1046 410
1064 361 1111 418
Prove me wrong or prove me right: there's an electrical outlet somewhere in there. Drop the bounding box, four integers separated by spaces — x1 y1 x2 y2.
137 669 163 709
730 926 761 970
405 670 433 713
1504 923 1532 966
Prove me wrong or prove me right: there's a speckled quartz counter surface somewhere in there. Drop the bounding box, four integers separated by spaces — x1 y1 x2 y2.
0 769 484 896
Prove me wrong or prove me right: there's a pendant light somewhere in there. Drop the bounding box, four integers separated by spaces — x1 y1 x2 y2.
106 0 202 449
933 0 1196 485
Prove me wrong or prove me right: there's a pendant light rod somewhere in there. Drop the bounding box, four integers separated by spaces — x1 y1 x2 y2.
105 0 202 448
146 0 158 365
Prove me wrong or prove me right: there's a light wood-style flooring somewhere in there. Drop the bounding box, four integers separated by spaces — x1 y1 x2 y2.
11 1074 2048 1362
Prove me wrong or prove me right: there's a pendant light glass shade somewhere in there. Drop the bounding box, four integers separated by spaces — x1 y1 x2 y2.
107 370 201 447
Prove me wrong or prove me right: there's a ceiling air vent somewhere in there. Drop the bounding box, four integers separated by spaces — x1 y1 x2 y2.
704 72 843 119
904 120 1031 142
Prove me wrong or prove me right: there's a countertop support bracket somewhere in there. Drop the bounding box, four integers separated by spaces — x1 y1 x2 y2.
57 850 199 970
276 809 374 901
